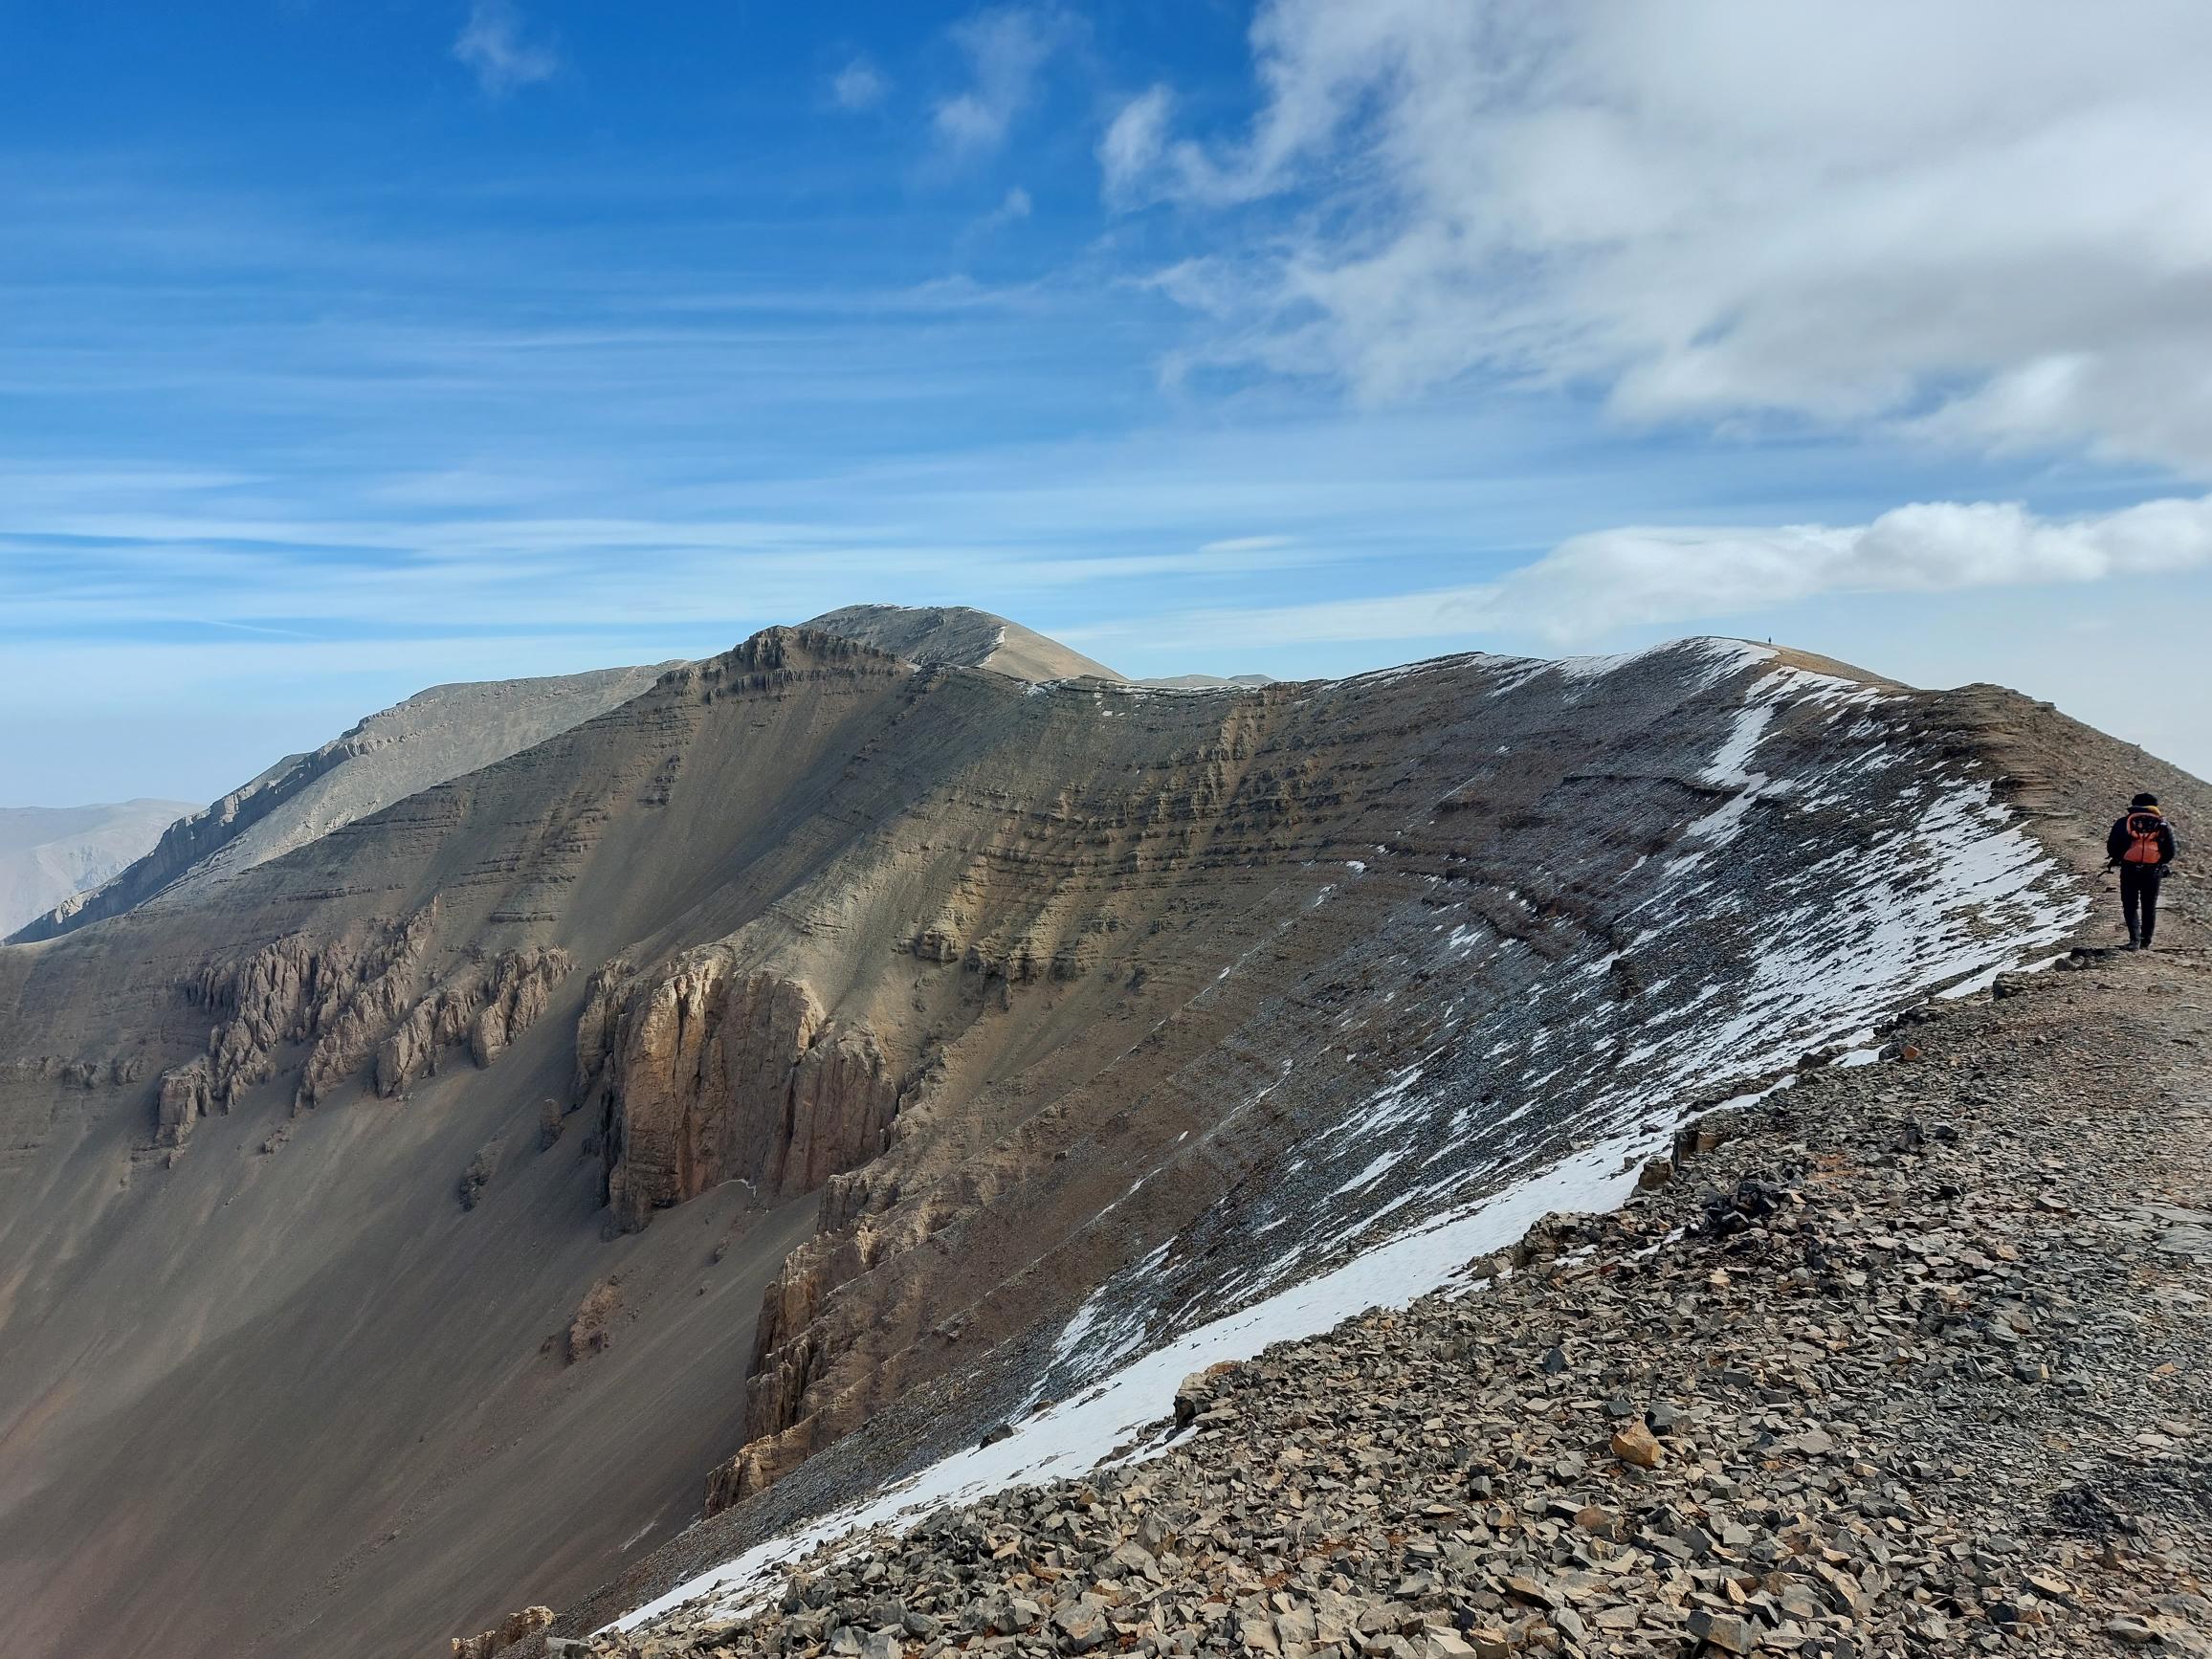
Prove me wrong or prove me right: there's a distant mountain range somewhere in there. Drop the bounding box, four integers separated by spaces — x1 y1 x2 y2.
10 662 679 942
0 800 197 935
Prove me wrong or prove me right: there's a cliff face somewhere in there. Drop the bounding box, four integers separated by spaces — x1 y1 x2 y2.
1 618 2192 1659
579 957 902 1229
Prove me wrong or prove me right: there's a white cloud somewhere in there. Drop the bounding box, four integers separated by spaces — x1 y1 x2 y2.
976 186 1033 234
1508 496 2212 638
1108 0 2212 471
830 57 889 112
933 8 1059 159
1081 493 2212 650
1098 86 1172 206
453 0 559 97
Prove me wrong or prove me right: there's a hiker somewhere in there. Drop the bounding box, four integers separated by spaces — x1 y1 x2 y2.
2106 792 2177 949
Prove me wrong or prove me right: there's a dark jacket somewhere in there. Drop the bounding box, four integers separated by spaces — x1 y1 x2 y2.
2108 808 2177 869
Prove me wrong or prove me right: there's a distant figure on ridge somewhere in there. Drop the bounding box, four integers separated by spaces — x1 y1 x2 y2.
2106 792 2177 950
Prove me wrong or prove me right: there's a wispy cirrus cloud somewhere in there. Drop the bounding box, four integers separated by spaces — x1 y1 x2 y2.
971 186 1032 237
1097 86 1172 210
933 8 1064 160
453 0 560 97
830 56 889 112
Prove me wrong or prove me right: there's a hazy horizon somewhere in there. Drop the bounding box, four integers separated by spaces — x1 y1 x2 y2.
6 610 2204 810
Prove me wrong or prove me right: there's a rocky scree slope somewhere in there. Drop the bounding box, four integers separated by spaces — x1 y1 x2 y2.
10 659 675 941
0 619 2188 1659
542 924 2212 1659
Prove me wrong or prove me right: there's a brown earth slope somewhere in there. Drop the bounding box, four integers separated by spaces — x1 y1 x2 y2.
0 617 2198 1659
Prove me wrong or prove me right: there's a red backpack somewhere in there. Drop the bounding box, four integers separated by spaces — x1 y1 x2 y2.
2122 811 2165 864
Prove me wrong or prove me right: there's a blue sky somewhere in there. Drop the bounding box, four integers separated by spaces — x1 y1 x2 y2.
5 0 2211 803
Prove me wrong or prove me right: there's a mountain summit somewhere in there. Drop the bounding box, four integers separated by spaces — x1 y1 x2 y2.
803 604 1123 682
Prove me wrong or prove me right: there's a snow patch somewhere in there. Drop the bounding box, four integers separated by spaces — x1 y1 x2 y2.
609 1136 1646 1635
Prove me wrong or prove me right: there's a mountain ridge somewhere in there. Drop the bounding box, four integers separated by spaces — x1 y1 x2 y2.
9 659 679 943
563 930 2212 1659
0 611 2199 1659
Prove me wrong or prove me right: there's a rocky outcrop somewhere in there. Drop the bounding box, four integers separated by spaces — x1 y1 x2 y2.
149 909 437 1136
472 947 571 1066
295 910 442 1108
710 1302 825 1511
701 1173 921 1514
450 1604 552 1658
146 909 568 1136
702 1436 781 1519
580 957 904 1232
154 1057 214 1149
458 1139 503 1209
567 1280 620 1362
374 945 574 1096
164 906 440 1113
570 957 631 1101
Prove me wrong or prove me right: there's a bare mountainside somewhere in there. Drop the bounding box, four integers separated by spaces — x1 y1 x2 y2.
9 661 678 942
0 615 2200 1659
0 799 196 934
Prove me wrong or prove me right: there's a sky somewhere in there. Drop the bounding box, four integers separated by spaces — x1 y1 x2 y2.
4 0 2211 804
